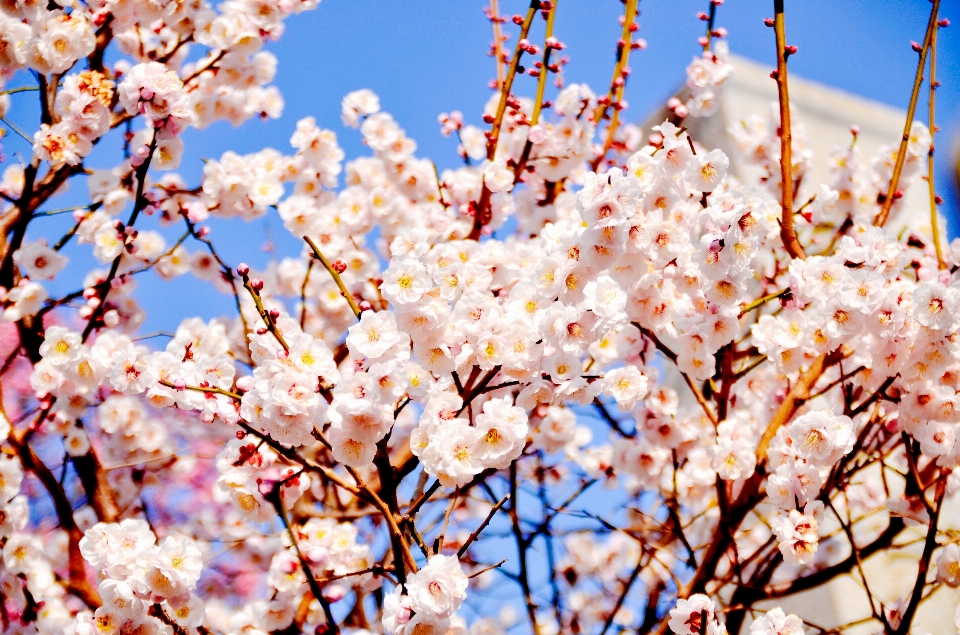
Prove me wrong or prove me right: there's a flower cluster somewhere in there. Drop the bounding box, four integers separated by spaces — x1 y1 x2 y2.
78 519 205 632
383 555 468 635
0 2 957 635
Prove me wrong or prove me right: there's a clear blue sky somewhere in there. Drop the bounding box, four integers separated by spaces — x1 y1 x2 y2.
7 0 959 333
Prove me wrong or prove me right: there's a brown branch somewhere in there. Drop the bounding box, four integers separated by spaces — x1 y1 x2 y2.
894 477 946 635
773 0 805 259
457 494 510 557
7 432 100 608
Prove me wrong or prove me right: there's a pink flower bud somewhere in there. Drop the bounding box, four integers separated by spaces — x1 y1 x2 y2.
174 379 186 391
237 263 250 277
269 308 280 320
528 125 546 144
250 278 264 292
197 226 210 237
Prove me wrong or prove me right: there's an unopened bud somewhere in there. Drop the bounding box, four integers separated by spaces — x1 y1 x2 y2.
911 41 922 53
332 259 347 274
250 278 264 292
511 14 523 24
763 17 774 27
269 308 280 320
237 263 250 277
103 310 120 328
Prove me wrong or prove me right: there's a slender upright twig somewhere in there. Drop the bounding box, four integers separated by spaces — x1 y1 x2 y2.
875 0 941 227
303 235 361 319
773 0 806 259
469 0 539 241
490 0 506 89
590 0 639 171
927 19 945 268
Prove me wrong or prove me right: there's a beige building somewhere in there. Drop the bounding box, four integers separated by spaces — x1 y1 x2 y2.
643 53 942 246
644 54 958 634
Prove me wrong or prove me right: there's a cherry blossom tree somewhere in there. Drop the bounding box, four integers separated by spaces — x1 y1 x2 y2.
0 1 955 635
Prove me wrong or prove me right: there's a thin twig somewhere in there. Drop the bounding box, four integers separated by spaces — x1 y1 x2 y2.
875 0 941 227
303 235 361 319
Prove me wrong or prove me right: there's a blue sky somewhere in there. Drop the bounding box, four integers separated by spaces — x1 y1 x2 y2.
5 0 959 333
